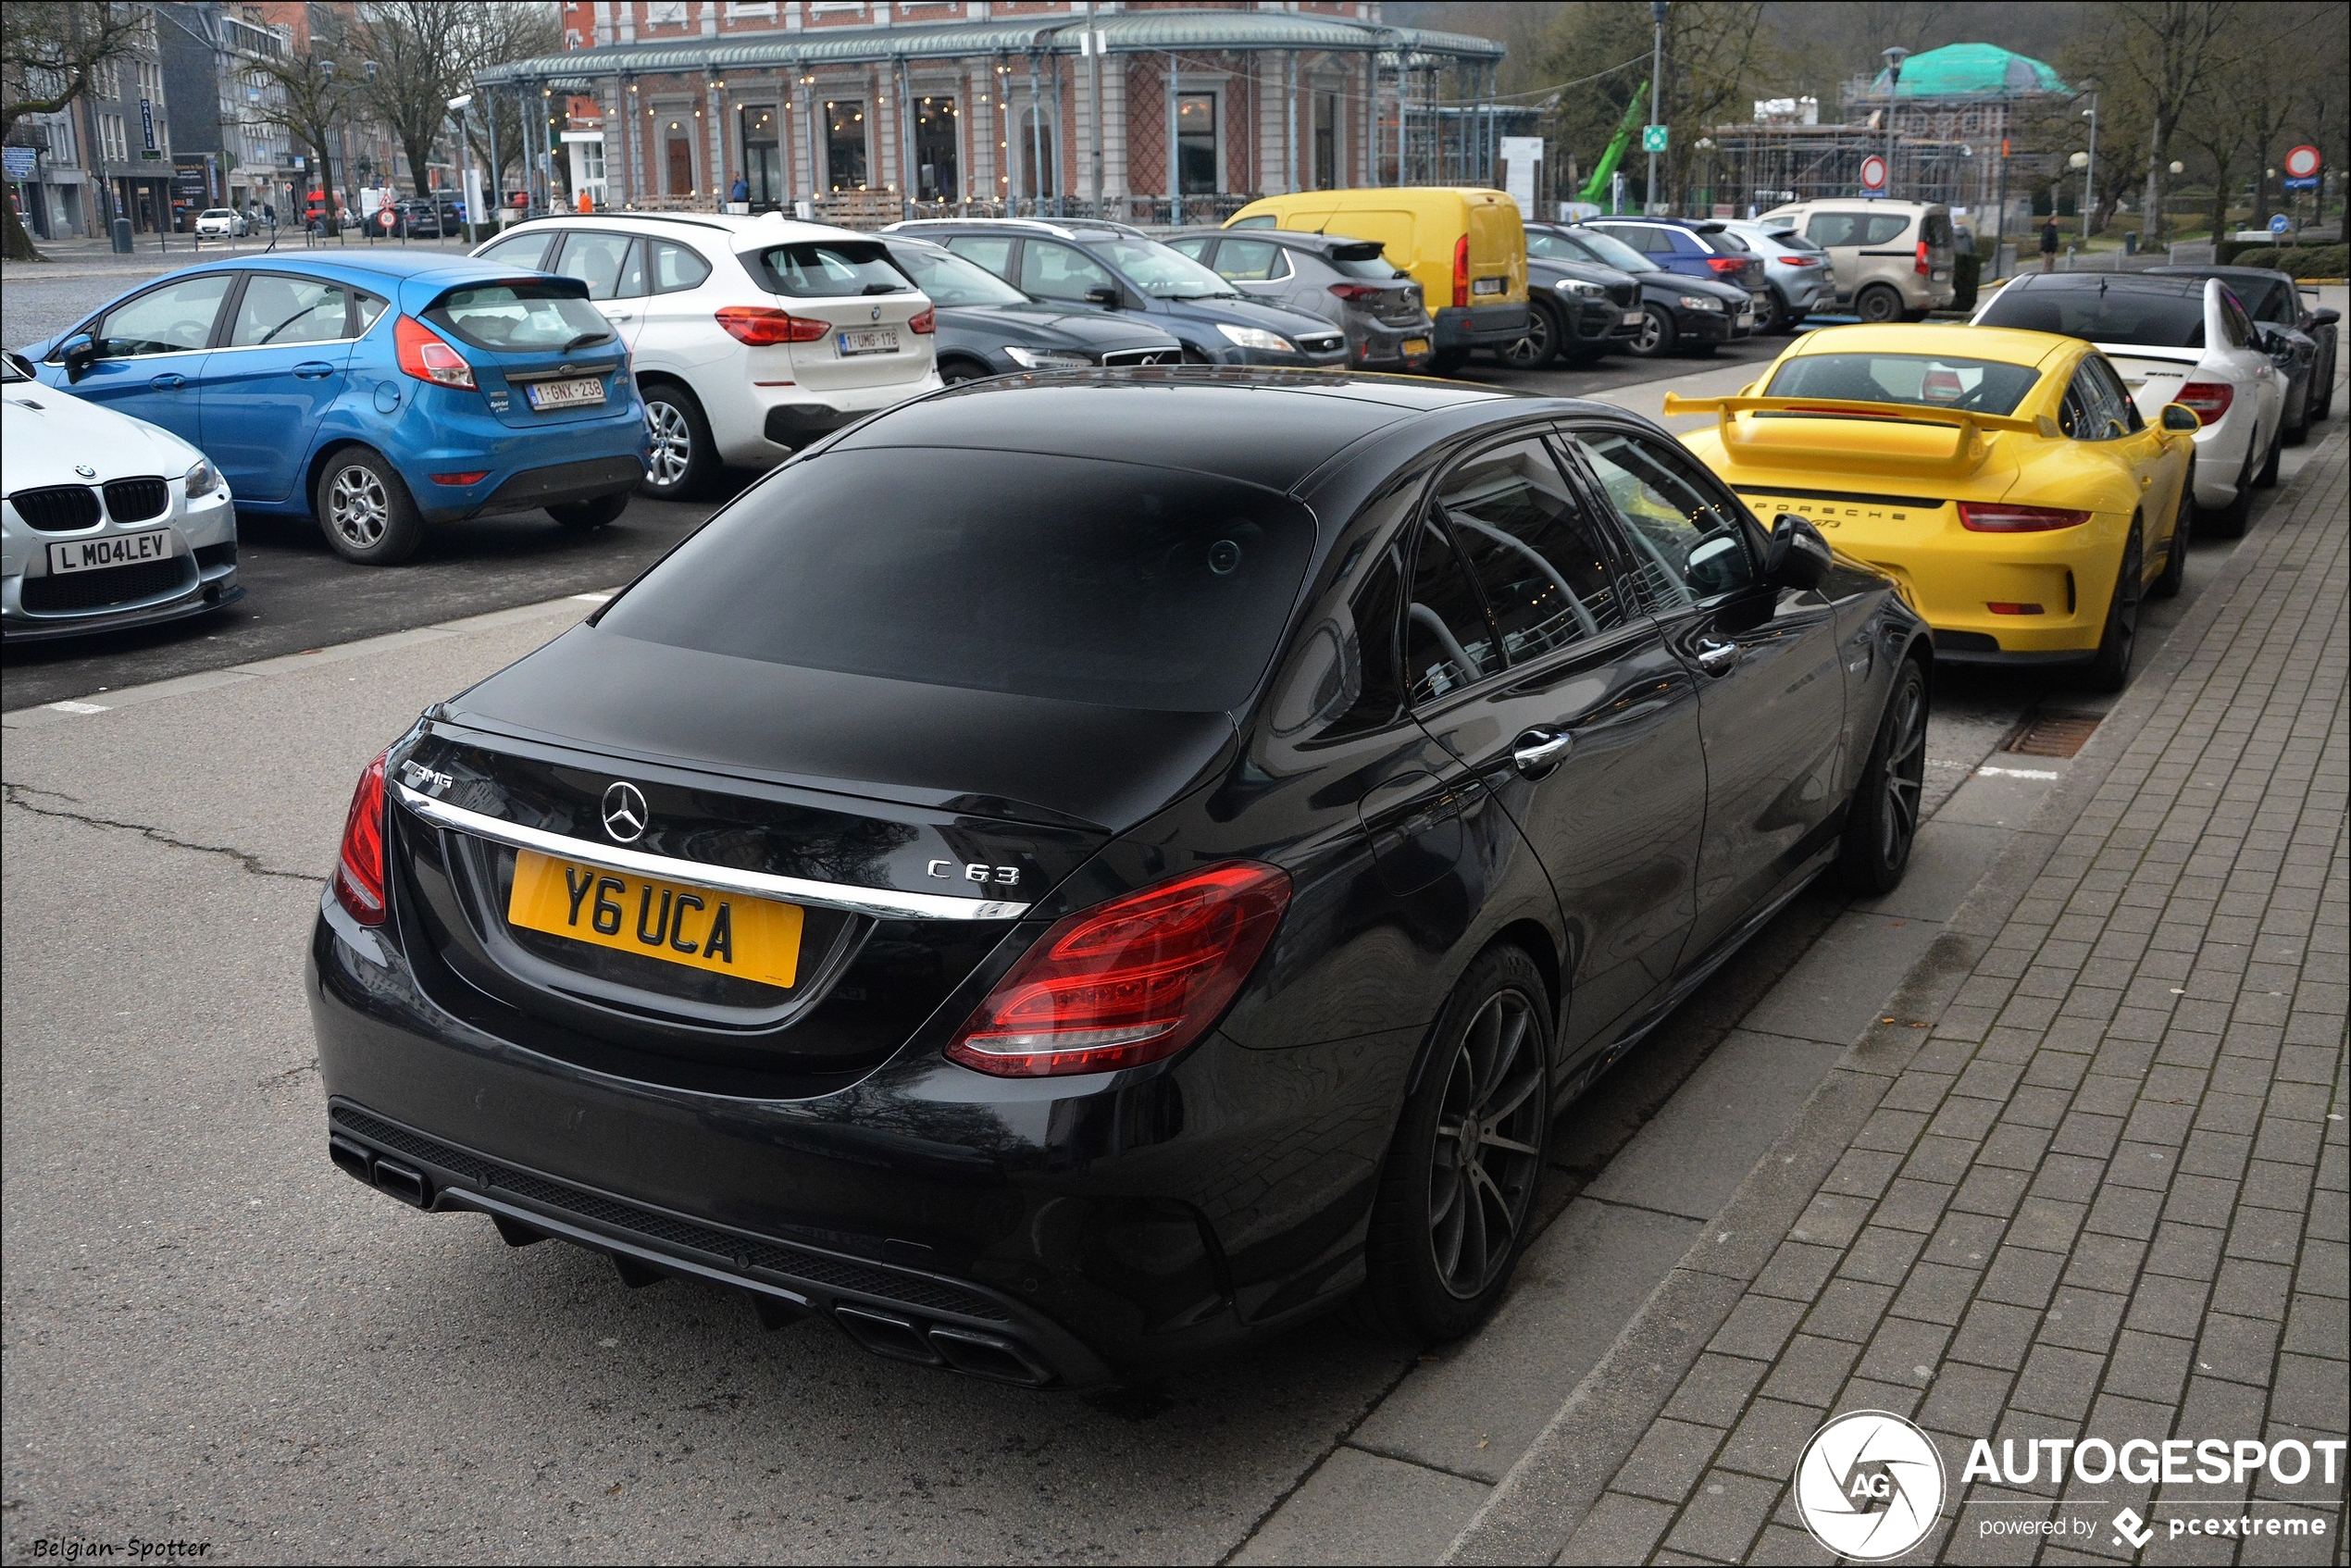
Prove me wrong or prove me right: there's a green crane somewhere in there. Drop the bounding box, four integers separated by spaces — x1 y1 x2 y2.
1577 83 1650 208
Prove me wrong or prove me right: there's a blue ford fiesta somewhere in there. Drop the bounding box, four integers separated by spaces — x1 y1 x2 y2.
20 253 649 566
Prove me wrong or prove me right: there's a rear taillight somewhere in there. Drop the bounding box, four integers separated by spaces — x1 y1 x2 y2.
714 305 829 345
1452 234 1470 309
908 305 936 335
334 748 391 926
1958 502 2092 532
1705 255 1744 275
1328 282 1385 302
394 315 475 389
1782 254 1823 267
946 862 1291 1077
2175 381 2233 423
1915 241 1932 276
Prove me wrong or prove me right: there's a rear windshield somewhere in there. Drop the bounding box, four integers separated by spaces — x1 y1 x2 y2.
1922 213 1955 247
1704 229 1751 254
424 282 612 352
884 243 1027 306
1330 244 1404 280
600 448 1318 712
750 240 911 299
1764 353 2046 416
1977 283 2205 347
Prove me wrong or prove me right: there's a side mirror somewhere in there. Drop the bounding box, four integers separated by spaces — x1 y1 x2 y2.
1762 513 1832 591
58 333 96 383
2307 306 2341 329
2159 403 2202 433
1083 285 1122 308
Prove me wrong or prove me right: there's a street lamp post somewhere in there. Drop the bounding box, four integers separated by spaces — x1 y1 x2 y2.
449 93 475 242
2081 98 2097 241
1881 46 1909 196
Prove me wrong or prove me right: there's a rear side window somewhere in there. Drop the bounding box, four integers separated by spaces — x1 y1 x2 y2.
354 292 388 335
1404 516 1502 703
650 240 712 293
751 240 909 298
943 234 1014 275
600 449 1318 713
1804 212 1868 248
1437 437 1632 665
1977 283 2206 348
229 274 348 346
1214 240 1290 281
476 232 553 271
1862 214 1913 245
424 283 613 352
554 231 645 300
1163 236 1210 260
1020 242 1118 302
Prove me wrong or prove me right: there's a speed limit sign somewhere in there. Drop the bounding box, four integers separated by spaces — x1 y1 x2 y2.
379 205 397 231
2283 144 2321 180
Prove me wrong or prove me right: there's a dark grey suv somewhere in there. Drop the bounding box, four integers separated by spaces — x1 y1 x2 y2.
883 218 1349 369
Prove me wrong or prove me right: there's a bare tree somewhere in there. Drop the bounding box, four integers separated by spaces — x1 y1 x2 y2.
352 0 460 200
1 0 147 260
241 34 363 234
448 1 562 203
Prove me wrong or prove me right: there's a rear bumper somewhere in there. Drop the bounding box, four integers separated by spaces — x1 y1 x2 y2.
1435 303 1531 349
477 456 644 516
383 388 650 524
1344 316 1438 369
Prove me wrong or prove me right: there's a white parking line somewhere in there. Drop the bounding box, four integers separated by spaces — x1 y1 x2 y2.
1974 764 2063 779
44 701 109 716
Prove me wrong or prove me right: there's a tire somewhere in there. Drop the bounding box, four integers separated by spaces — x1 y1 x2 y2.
1629 304 1677 358
2283 387 2308 446
1428 348 1472 376
2149 490 2188 601
639 380 716 501
1856 284 1904 324
314 447 424 566
1360 946 1551 1344
1756 291 1785 335
2254 426 2281 489
2312 353 2335 419
1836 656 1927 894
549 492 628 530
2201 447 2255 540
2083 525 2144 694
1495 300 1561 369
939 357 994 385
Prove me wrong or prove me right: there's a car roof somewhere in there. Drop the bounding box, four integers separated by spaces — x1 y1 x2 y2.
1998 272 2205 297
2147 264 2291 283
887 217 1143 243
1785 323 2081 369
1165 227 1377 252
829 370 1518 494
496 211 875 248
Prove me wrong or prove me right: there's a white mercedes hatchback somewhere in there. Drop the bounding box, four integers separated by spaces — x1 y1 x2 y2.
1975 272 2283 536
1 351 243 642
473 213 940 500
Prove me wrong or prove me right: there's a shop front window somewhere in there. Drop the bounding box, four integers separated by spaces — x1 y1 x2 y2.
913 95 956 201
740 106 781 205
1178 93 1216 195
663 118 694 194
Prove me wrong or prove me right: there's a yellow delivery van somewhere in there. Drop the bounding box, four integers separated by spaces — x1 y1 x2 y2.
1226 187 1528 370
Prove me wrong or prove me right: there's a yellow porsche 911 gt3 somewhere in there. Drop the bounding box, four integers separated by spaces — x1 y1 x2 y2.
1664 324 2197 690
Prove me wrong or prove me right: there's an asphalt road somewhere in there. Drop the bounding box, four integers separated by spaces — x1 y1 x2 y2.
0 249 1797 711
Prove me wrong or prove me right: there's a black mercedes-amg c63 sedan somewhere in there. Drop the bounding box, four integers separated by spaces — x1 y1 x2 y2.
311 369 1929 1388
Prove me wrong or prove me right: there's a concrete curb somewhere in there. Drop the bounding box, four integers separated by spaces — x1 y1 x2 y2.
1440 427 2333 1565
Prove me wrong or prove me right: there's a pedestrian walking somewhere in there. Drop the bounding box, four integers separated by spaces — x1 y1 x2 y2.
2040 215 2060 271
729 173 749 205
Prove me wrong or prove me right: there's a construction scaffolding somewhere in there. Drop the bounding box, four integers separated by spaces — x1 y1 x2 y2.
1697 122 1979 213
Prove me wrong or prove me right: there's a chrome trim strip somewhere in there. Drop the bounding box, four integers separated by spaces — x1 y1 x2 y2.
392 781 1030 921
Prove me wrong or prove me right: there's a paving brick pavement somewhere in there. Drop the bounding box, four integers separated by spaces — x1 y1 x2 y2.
1452 417 2349 1566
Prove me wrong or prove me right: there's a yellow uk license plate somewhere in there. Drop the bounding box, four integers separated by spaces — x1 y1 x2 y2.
506 850 804 989
1403 337 1431 355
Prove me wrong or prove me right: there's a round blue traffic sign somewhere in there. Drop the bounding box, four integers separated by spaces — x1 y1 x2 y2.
2270 213 2291 235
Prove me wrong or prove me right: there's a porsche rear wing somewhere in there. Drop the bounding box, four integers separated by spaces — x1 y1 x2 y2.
1661 393 2060 479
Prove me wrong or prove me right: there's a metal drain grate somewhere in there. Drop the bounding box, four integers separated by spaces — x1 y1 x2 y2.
2001 712 2102 758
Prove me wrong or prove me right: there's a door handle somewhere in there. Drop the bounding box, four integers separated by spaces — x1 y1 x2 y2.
603 311 633 321
292 361 335 379
1693 636 1741 675
148 373 186 390
1511 729 1574 777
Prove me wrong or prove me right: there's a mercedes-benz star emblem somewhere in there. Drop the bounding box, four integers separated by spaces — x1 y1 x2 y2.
601 781 649 843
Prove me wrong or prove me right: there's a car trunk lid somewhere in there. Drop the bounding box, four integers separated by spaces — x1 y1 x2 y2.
741 237 937 394
414 274 632 431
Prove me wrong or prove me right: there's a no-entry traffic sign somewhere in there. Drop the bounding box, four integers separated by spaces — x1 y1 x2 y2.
1860 154 1887 193
2283 143 2321 180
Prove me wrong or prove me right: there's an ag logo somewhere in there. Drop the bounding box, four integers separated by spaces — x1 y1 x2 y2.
1794 1410 1946 1561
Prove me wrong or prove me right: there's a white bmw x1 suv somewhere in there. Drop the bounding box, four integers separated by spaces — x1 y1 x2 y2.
474 213 940 500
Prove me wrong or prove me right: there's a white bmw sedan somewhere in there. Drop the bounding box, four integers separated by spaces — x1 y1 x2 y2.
2 351 243 641
1974 272 2283 536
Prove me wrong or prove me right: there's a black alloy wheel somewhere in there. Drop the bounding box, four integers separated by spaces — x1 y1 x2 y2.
1856 284 1904 324
549 492 629 531
1836 657 1928 893
1362 946 1550 1341
2084 525 2144 693
1629 304 1677 357
1496 299 1560 369
2150 489 2188 601
639 381 715 501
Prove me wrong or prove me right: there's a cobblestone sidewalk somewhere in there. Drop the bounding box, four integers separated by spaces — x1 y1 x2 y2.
1455 417 2349 1566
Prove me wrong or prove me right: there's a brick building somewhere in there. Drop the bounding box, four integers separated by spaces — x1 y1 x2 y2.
483 1 1506 224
